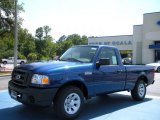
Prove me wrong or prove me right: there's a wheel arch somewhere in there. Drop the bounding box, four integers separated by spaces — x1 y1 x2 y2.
54 80 89 101
137 75 148 85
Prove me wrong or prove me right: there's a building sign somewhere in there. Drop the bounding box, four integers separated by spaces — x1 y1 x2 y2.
89 40 132 46
104 40 132 46
97 41 132 46
157 20 160 26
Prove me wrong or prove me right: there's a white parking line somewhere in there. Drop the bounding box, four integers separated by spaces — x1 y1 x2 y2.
117 91 160 99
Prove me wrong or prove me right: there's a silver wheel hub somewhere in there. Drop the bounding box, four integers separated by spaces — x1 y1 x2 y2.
64 93 81 115
138 83 145 97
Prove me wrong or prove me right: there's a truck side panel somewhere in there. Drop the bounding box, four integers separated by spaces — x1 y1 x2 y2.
124 65 154 90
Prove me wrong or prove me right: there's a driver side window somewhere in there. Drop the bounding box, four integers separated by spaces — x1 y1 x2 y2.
98 47 118 65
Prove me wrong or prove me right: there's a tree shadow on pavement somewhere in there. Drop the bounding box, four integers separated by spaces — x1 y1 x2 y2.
0 93 152 120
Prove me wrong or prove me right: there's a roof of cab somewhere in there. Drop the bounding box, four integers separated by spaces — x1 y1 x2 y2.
74 45 117 49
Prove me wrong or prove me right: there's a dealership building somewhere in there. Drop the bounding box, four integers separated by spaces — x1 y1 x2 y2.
88 12 160 64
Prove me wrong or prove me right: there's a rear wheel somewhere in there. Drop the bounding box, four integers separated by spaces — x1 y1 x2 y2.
54 86 84 120
131 80 146 101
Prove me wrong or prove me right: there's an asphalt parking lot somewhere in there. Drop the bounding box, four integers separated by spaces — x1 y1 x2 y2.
0 90 160 120
0 72 160 120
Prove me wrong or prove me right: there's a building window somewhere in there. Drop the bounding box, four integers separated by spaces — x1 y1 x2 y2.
99 42 102 45
155 41 160 62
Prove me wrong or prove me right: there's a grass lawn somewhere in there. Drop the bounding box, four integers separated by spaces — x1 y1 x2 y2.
0 71 11 76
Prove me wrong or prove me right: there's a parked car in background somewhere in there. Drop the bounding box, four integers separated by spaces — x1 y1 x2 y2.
122 57 132 64
2 57 27 64
146 61 160 72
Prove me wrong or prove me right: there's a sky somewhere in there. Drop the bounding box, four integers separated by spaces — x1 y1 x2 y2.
19 0 160 41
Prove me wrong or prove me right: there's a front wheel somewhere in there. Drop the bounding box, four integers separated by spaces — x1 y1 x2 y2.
3 61 7 64
54 86 84 120
131 80 146 101
20 61 24 64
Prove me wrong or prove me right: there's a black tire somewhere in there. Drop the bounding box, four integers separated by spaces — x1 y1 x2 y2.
54 86 84 120
3 61 7 64
131 80 146 101
157 66 160 73
20 61 24 64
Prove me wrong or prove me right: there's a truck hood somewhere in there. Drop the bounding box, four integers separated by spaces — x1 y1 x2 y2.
16 61 91 74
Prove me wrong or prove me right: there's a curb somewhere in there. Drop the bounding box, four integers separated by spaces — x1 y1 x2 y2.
0 74 11 77
0 70 12 77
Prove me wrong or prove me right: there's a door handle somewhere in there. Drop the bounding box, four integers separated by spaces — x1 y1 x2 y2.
117 70 123 72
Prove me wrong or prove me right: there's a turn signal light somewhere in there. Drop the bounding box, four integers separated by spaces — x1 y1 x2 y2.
42 77 49 84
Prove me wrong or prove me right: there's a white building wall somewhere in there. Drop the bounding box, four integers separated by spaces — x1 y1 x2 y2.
142 12 160 64
132 25 143 64
88 12 160 64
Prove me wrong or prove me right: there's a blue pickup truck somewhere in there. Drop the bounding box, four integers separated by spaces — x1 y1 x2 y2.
8 45 154 119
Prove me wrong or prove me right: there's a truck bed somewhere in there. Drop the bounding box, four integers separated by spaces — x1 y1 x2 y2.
124 65 154 90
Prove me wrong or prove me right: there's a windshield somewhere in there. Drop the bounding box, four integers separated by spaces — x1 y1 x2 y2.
59 46 98 63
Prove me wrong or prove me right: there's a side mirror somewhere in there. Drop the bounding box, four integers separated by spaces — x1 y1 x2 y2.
96 58 110 68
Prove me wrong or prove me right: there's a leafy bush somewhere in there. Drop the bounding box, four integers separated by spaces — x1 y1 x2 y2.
27 53 37 61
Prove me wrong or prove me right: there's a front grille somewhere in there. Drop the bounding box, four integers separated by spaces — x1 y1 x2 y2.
12 69 31 86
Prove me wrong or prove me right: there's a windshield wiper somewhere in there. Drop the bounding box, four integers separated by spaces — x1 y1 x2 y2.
65 58 83 63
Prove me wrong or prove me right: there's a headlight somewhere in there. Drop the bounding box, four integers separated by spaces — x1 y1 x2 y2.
31 74 50 85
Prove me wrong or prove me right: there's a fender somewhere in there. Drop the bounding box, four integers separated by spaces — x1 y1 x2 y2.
58 72 95 98
135 71 148 85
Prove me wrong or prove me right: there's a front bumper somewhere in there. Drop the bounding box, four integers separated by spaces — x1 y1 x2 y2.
8 81 58 107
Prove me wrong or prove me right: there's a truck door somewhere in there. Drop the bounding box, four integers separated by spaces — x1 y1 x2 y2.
94 47 126 94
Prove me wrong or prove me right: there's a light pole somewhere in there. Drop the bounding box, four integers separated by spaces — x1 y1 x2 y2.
14 0 18 67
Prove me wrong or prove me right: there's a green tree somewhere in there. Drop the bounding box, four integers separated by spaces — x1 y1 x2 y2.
27 53 37 61
18 28 35 57
55 42 63 56
0 32 14 60
35 27 43 40
35 25 56 60
57 35 66 43
18 53 26 59
55 34 88 56
81 35 88 44
0 0 24 36
43 25 51 37
43 36 56 59
66 34 81 45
